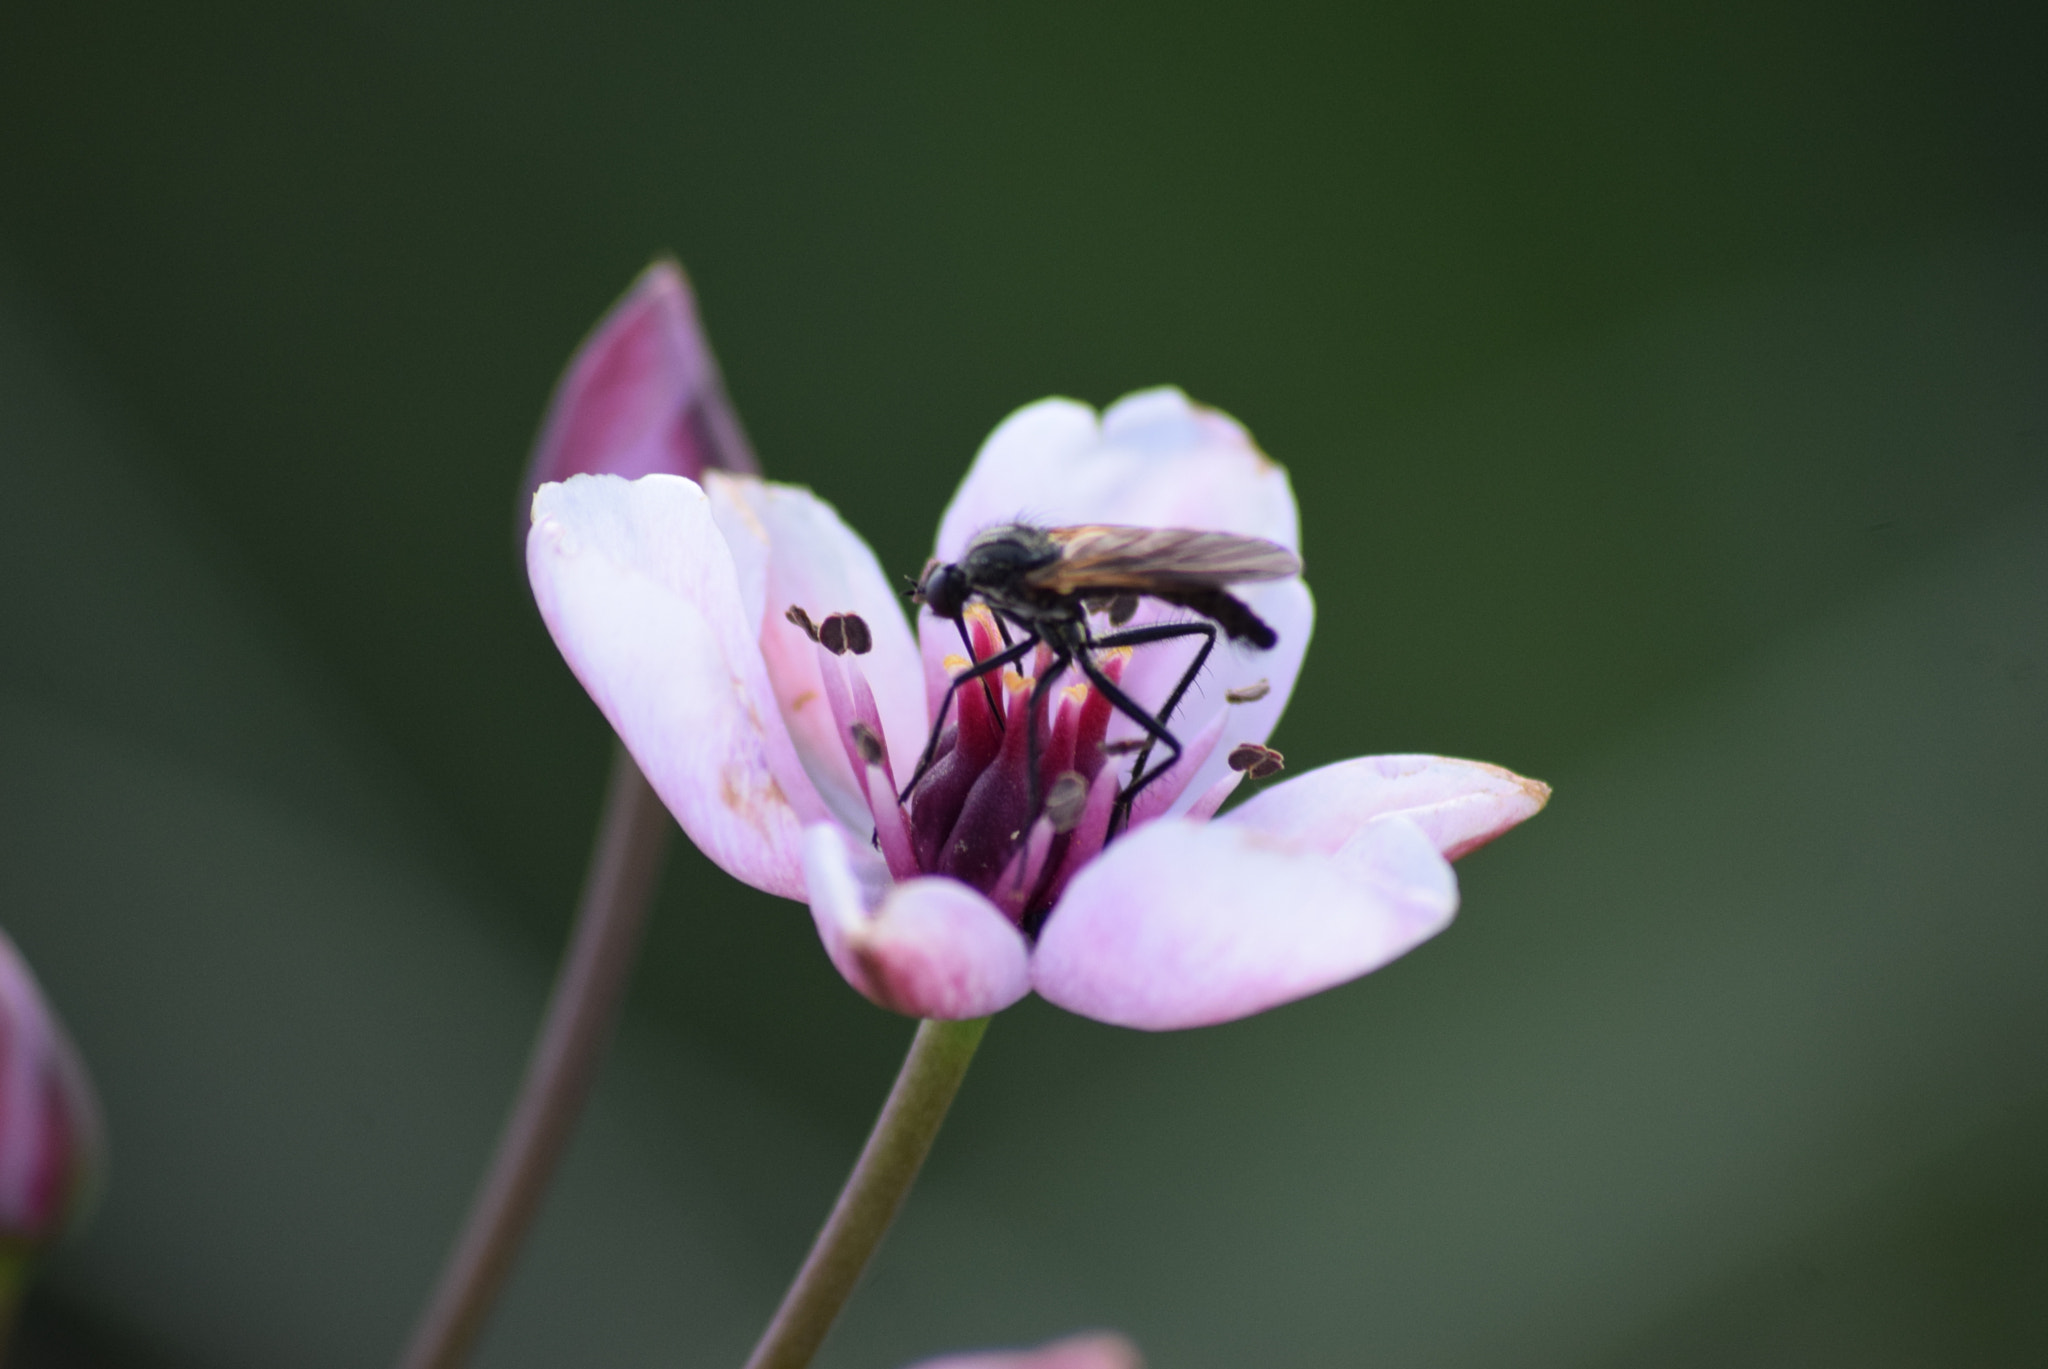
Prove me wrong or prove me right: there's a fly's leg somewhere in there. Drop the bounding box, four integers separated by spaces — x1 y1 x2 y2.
1072 648 1188 838
1086 620 1218 830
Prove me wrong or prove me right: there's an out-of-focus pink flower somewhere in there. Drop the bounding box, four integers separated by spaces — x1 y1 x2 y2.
528 387 1549 1029
0 929 102 1248
903 1330 1144 1369
521 259 758 502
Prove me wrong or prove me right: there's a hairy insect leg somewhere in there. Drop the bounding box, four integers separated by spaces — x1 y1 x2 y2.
1092 620 1218 727
899 631 1041 805
1088 620 1218 828
1072 649 1186 837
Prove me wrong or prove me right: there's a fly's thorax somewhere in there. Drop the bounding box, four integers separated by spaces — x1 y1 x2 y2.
960 523 1062 586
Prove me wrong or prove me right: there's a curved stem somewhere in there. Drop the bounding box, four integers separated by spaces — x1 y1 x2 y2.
743 1017 991 1369
396 744 672 1369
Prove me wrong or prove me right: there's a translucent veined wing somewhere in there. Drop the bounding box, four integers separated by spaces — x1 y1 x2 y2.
1027 524 1301 595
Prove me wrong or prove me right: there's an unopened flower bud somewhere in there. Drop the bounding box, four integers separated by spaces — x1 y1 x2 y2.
521 259 757 512
0 930 103 1249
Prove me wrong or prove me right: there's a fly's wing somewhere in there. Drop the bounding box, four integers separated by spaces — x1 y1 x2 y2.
1028 524 1301 595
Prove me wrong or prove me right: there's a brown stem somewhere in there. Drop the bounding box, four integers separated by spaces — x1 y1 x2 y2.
395 744 671 1369
742 1016 991 1369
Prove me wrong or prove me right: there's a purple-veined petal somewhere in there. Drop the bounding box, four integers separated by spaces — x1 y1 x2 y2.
803 825 1032 1020
522 260 756 500
529 474 826 899
1220 754 1551 860
904 1332 1145 1369
705 474 927 826
1032 815 1457 1030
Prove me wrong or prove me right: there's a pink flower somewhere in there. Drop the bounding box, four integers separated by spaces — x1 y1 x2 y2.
0 929 103 1247
521 259 757 495
527 387 1548 1029
903 1330 1145 1369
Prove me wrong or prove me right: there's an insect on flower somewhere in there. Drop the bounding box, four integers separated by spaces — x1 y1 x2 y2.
905 522 1301 832
528 385 1550 1027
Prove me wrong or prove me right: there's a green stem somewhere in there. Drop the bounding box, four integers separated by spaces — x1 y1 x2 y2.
395 744 672 1369
742 1017 991 1369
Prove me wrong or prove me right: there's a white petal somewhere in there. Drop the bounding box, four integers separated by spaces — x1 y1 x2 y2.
705 474 928 824
932 398 1103 561
1032 816 1457 1030
1220 754 1552 860
934 388 1300 560
802 826 1033 1020
528 475 825 899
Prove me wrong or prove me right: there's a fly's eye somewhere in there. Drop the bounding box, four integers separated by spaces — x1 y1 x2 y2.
919 563 969 620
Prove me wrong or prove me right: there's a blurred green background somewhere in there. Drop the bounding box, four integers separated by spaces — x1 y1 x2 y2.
2 2 2045 1365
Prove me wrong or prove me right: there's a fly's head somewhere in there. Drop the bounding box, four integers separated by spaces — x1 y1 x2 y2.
912 558 972 621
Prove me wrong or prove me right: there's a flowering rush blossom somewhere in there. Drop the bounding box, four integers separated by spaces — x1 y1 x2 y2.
527 386 1547 1029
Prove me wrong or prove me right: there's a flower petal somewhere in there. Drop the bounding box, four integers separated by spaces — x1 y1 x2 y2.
1220 754 1551 860
934 388 1299 561
522 260 756 499
528 474 826 899
705 474 928 825
904 1332 1145 1369
802 825 1032 1020
1032 815 1457 1030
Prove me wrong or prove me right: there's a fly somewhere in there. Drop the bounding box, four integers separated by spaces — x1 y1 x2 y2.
903 521 1300 833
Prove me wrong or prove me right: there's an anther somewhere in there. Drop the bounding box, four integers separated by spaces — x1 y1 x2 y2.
1225 679 1270 704
1045 771 1089 833
840 613 873 655
1100 738 1147 756
1227 742 1285 779
785 605 820 642
850 721 885 765
819 614 848 655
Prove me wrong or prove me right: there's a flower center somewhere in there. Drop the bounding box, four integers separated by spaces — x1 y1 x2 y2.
900 609 1129 930
793 602 1275 933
